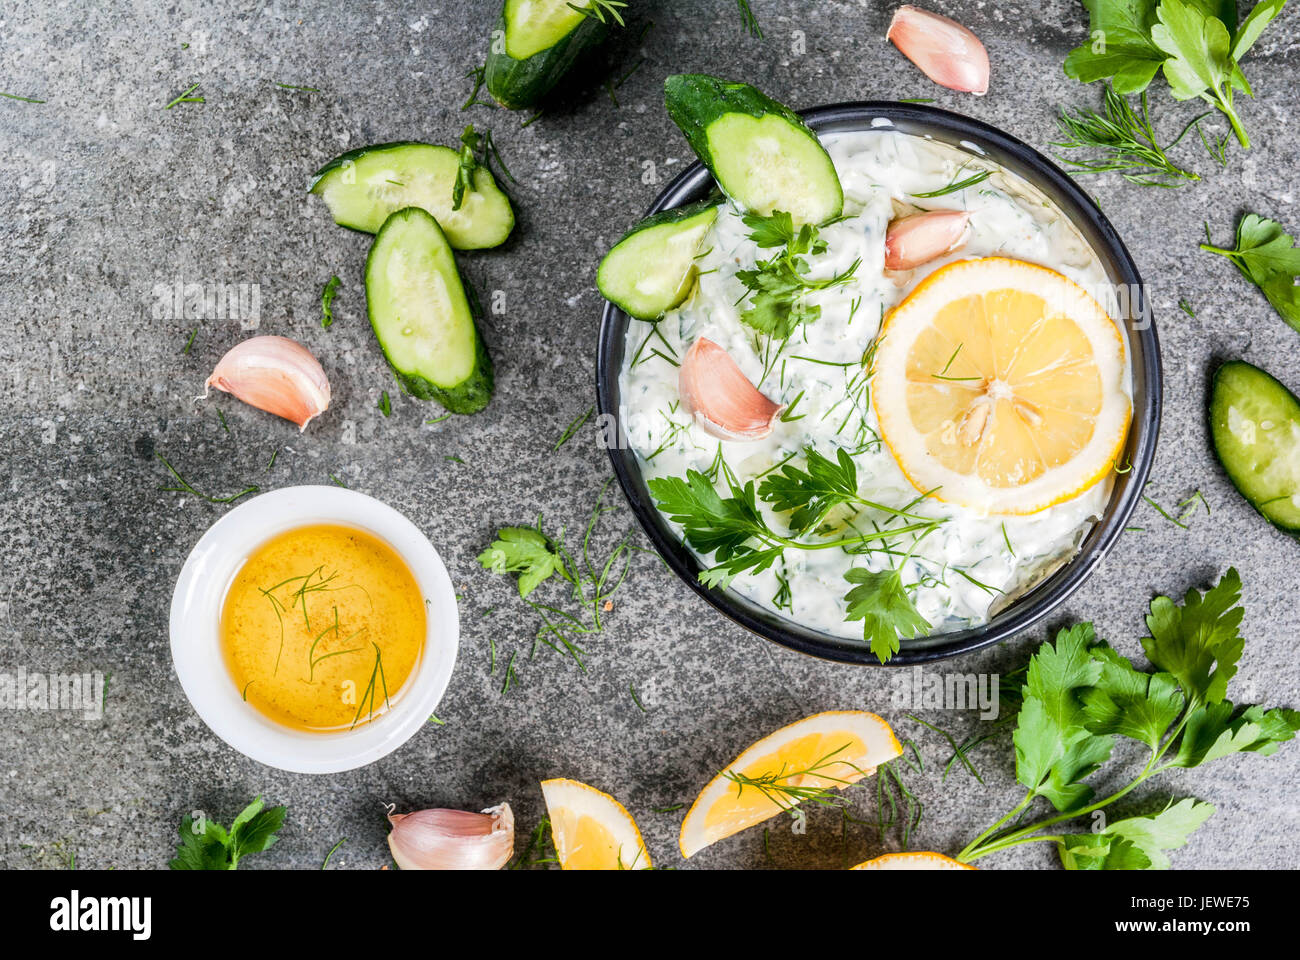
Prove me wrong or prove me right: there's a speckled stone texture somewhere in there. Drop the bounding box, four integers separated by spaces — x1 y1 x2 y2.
1 0 1297 871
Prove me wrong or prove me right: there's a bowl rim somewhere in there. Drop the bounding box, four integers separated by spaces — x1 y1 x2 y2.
595 100 1163 666
168 485 459 772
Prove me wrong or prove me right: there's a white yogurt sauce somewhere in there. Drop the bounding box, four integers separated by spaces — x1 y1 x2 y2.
619 129 1129 639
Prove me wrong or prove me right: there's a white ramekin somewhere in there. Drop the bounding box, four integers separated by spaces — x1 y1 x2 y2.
169 485 459 773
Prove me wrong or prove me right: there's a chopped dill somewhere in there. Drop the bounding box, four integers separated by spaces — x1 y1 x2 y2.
274 82 320 92
461 64 495 111
554 405 594 450
164 82 204 110
321 838 346 869
652 803 685 813
425 413 452 425
735 0 762 38
378 391 392 417
629 682 646 712
182 326 198 354
0 91 45 103
427 713 445 725
329 473 347 487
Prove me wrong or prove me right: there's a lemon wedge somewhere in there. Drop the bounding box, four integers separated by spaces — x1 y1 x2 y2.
679 711 901 859
871 257 1131 515
851 851 974 870
540 778 651 870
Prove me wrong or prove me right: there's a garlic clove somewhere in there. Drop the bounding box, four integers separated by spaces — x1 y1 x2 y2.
203 335 331 432
884 210 970 271
887 5 990 96
679 337 785 442
386 803 515 871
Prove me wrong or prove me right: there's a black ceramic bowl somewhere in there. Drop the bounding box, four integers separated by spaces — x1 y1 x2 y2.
596 102 1162 665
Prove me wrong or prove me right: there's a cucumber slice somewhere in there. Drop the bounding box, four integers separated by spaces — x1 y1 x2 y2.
310 142 514 249
365 208 494 415
664 74 843 227
598 201 720 320
485 0 609 110
1209 360 1300 534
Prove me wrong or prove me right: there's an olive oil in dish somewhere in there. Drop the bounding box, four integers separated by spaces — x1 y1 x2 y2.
220 524 426 731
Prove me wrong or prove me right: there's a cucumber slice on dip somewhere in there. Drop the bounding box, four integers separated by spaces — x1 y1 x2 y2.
598 201 720 320
310 142 514 249
365 207 494 415
485 0 610 110
1210 360 1300 535
664 74 843 227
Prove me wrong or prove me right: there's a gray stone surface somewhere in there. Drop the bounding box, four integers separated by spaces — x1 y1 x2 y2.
1 0 1297 871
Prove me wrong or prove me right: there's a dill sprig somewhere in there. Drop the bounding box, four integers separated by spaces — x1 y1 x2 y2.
156 452 258 504
512 816 558 869
569 0 627 26
911 169 991 199
350 642 391 729
724 743 863 812
1 91 45 103
1052 86 1203 188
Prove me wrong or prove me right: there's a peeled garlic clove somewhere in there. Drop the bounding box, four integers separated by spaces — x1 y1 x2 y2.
887 5 990 95
884 210 970 271
679 337 784 442
387 803 514 871
203 335 330 431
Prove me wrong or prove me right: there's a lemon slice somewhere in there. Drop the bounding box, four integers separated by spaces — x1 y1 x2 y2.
851 852 974 870
540 778 651 870
679 711 901 859
872 257 1131 515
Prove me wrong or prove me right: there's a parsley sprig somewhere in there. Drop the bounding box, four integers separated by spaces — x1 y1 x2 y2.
1201 212 1300 333
169 796 286 870
955 569 1299 868
648 447 940 662
735 211 861 342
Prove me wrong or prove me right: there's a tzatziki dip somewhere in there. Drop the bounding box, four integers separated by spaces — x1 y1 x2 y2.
617 128 1132 656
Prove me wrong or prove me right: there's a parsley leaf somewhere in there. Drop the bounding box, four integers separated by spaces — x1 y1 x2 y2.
1058 798 1215 870
1140 565 1243 705
478 526 573 597
1169 700 1300 767
1202 213 1300 332
1081 641 1185 750
169 796 286 870
1064 0 1284 148
758 446 861 534
843 566 930 664
646 470 768 558
1012 623 1113 812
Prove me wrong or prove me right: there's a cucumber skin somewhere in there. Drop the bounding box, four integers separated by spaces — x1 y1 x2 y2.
1210 360 1300 537
663 74 843 222
607 199 720 246
308 141 425 194
308 141 515 248
485 10 608 110
364 208 495 416
598 200 720 319
394 332 495 415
